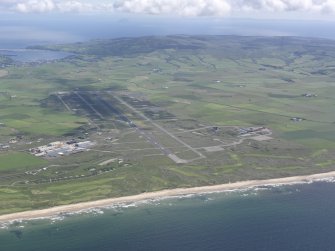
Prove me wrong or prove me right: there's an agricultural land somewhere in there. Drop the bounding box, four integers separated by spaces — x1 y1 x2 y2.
0 35 335 214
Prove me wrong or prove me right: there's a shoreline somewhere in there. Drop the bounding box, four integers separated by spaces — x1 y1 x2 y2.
1 171 335 223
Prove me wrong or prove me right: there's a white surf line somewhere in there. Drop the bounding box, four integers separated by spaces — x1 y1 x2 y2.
112 94 206 160
3 171 335 222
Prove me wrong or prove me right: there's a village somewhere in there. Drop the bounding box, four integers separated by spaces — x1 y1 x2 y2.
29 140 95 158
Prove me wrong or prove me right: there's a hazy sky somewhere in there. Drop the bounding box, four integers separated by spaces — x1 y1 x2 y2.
0 0 334 20
0 1 335 48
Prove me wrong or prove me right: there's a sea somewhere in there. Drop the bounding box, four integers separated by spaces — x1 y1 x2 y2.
1 181 335 251
0 49 72 63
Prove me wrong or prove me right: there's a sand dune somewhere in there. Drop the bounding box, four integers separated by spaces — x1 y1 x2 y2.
1 171 335 223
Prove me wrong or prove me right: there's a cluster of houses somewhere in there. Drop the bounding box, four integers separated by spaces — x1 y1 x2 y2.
291 117 305 122
301 93 317 98
0 144 10 150
30 140 94 158
0 135 23 151
238 127 271 136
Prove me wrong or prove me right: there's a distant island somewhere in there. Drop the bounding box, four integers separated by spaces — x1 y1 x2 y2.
0 35 334 217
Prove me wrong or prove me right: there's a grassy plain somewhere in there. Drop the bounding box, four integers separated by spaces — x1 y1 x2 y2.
0 35 335 214
0 152 47 172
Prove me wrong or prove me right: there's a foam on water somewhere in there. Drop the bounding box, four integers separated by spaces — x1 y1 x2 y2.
2 181 335 250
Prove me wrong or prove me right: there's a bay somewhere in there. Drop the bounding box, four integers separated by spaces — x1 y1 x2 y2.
0 49 72 63
1 182 335 251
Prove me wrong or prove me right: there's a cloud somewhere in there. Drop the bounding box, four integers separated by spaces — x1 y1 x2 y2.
57 1 95 12
0 0 334 16
0 0 95 13
113 0 231 16
16 0 55 13
232 0 335 13
112 0 335 16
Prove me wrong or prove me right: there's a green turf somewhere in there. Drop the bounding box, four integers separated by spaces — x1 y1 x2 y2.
0 35 335 214
0 152 47 172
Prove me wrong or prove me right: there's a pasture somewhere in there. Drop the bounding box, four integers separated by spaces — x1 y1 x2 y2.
1 35 335 213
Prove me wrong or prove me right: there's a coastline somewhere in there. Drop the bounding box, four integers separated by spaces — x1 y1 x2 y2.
1 171 335 223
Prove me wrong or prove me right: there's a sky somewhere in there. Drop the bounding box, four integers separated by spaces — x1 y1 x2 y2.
0 0 334 19
0 0 335 48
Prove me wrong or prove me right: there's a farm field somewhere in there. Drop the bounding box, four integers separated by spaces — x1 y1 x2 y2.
0 35 335 214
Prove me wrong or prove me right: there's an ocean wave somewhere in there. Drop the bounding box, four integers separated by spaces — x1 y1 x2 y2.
2 178 335 227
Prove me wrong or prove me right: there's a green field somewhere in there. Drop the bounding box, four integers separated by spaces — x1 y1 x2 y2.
0 152 47 172
0 35 335 214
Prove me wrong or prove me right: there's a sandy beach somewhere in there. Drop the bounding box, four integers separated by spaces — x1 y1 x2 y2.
1 171 335 223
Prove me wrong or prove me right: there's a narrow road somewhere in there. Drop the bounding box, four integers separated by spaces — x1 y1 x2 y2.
74 92 105 120
56 94 72 113
112 94 206 161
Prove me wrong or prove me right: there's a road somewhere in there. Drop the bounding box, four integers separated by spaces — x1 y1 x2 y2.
74 92 105 120
112 94 206 163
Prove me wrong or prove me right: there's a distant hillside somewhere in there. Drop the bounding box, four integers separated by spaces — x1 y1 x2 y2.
29 35 335 61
